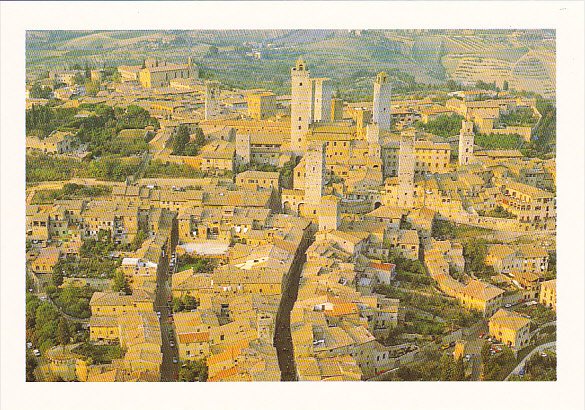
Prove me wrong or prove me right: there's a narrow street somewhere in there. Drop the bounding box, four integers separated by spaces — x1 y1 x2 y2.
155 246 179 382
273 233 312 381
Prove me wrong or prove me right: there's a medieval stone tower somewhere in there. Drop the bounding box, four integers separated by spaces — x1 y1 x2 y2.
458 120 475 166
304 141 326 206
319 195 341 231
397 132 416 208
204 80 220 120
366 123 384 183
256 311 275 344
312 78 332 123
290 58 313 154
372 72 392 130
235 132 251 166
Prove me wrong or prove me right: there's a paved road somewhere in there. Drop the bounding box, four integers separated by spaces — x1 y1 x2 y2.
529 321 556 339
155 247 179 382
273 233 312 381
505 341 556 380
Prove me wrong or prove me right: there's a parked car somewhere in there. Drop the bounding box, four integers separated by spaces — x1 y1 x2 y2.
479 333 485 339
504 303 512 308
156 311 161 318
33 349 40 357
169 340 175 347
172 357 178 364
26 342 33 349
519 367 526 376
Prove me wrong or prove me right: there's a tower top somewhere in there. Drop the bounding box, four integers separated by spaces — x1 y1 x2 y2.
375 72 389 84
294 58 307 71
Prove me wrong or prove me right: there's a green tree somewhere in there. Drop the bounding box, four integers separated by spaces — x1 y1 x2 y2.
85 80 101 97
415 114 464 138
52 264 64 287
207 45 219 56
73 72 85 86
179 359 208 381
112 270 130 294
172 125 191 155
439 353 454 380
446 79 459 91
84 61 91 78
29 83 53 99
57 317 71 345
454 356 465 380
26 351 37 381
131 229 147 251
193 127 205 146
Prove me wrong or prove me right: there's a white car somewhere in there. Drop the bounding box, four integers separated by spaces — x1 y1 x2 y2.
33 349 40 357
172 357 178 364
504 303 512 308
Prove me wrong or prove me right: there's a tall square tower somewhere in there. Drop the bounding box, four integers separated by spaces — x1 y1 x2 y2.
372 72 392 130
304 141 326 206
290 59 313 154
458 120 475 166
204 80 220 120
397 132 416 208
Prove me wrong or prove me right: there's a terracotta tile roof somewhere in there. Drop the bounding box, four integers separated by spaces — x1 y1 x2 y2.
178 332 210 344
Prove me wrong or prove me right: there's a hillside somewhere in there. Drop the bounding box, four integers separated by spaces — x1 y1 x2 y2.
26 29 556 99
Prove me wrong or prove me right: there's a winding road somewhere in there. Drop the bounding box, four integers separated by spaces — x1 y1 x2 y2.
505 341 556 380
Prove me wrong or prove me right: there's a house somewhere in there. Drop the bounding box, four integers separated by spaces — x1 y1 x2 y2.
30 247 60 274
89 316 120 341
456 279 505 317
177 332 211 362
367 262 396 285
236 170 280 192
489 309 531 350
89 291 154 316
26 131 77 154
539 279 556 311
